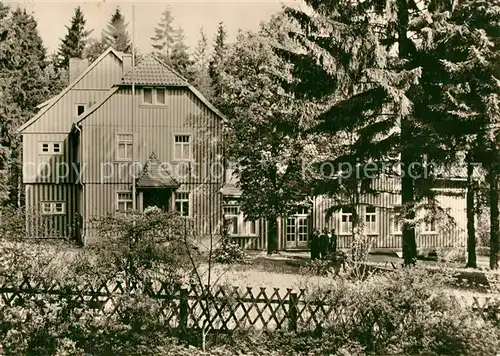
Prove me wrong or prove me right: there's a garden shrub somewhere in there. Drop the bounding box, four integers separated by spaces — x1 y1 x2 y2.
213 239 245 264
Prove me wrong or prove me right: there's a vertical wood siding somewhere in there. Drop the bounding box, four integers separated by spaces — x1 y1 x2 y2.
25 183 78 237
23 52 123 134
23 133 79 184
80 86 223 244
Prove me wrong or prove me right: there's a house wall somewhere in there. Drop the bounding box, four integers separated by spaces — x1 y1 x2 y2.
25 183 78 237
232 177 467 252
22 51 124 238
80 86 224 244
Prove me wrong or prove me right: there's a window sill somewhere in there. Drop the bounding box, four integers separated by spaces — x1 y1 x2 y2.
139 104 169 109
229 233 258 238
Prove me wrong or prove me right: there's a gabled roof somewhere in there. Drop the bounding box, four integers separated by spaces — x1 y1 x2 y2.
73 54 226 125
136 152 179 189
121 55 188 86
18 47 125 133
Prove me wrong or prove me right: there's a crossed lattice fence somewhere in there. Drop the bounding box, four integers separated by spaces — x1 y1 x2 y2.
0 278 499 331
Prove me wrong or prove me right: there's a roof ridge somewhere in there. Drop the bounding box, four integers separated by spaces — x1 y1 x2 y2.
149 55 189 84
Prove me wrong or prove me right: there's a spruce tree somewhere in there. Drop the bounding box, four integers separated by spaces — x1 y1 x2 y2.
191 27 213 98
0 7 53 206
56 6 93 70
170 27 193 80
209 22 227 102
103 7 131 53
151 7 175 62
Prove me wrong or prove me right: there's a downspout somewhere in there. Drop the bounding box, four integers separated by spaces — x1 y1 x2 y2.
74 123 85 245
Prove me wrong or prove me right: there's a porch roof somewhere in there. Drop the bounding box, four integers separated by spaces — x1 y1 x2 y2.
136 153 179 189
220 174 241 197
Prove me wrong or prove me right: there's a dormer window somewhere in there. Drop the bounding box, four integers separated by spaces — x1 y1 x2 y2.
39 142 63 155
142 87 167 105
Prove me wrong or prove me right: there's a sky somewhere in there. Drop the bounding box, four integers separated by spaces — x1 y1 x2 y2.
6 0 299 55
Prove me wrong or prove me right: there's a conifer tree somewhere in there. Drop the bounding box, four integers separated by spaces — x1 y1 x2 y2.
56 6 93 70
0 7 53 206
151 7 176 61
209 22 227 102
170 27 194 81
103 7 131 53
191 27 213 98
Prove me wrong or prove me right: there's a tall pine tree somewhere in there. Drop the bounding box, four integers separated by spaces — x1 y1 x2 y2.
56 6 93 70
0 7 55 206
103 7 131 53
170 27 193 81
151 7 176 61
209 22 227 103
190 27 213 98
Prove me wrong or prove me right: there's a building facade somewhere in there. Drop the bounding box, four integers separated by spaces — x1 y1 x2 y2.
19 47 468 251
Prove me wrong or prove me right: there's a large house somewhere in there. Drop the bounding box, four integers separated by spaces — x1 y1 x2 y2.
19 47 468 252
19 47 224 246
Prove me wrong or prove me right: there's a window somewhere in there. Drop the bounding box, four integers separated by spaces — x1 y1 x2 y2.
340 207 353 234
156 88 166 105
223 205 257 236
365 206 377 234
143 87 167 105
116 192 133 212
423 217 437 234
143 88 153 104
76 104 86 116
223 206 239 234
175 192 190 217
116 133 133 161
39 142 63 155
40 201 66 215
174 135 191 161
390 206 403 234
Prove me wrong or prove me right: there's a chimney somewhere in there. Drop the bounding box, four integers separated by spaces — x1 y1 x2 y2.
122 54 132 75
69 58 89 82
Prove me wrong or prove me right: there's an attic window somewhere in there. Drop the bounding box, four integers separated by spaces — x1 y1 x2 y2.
76 104 86 116
142 87 167 106
143 88 153 104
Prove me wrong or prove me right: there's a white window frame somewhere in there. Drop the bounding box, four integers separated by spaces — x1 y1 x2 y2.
116 133 133 161
39 142 63 155
116 191 133 212
40 201 66 215
223 205 258 236
364 206 378 235
173 134 192 161
75 103 86 116
339 208 353 235
142 87 167 105
423 216 437 234
175 192 190 217
391 206 403 235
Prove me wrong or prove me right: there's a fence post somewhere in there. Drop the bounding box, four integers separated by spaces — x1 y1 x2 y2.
289 292 298 331
179 288 188 332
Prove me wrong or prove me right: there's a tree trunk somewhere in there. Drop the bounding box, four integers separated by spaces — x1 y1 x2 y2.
489 172 499 270
397 0 417 266
466 159 477 268
267 215 278 255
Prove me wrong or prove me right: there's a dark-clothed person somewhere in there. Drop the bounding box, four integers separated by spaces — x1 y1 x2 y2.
309 229 320 260
330 229 338 253
319 228 330 259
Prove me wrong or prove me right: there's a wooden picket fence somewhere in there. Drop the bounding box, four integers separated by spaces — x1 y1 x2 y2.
0 278 499 332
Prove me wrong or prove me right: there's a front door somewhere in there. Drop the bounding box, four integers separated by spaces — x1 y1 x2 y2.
285 212 309 249
142 189 172 212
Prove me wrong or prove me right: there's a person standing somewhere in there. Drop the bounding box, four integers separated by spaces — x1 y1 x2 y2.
309 229 320 260
330 228 338 253
319 228 330 259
